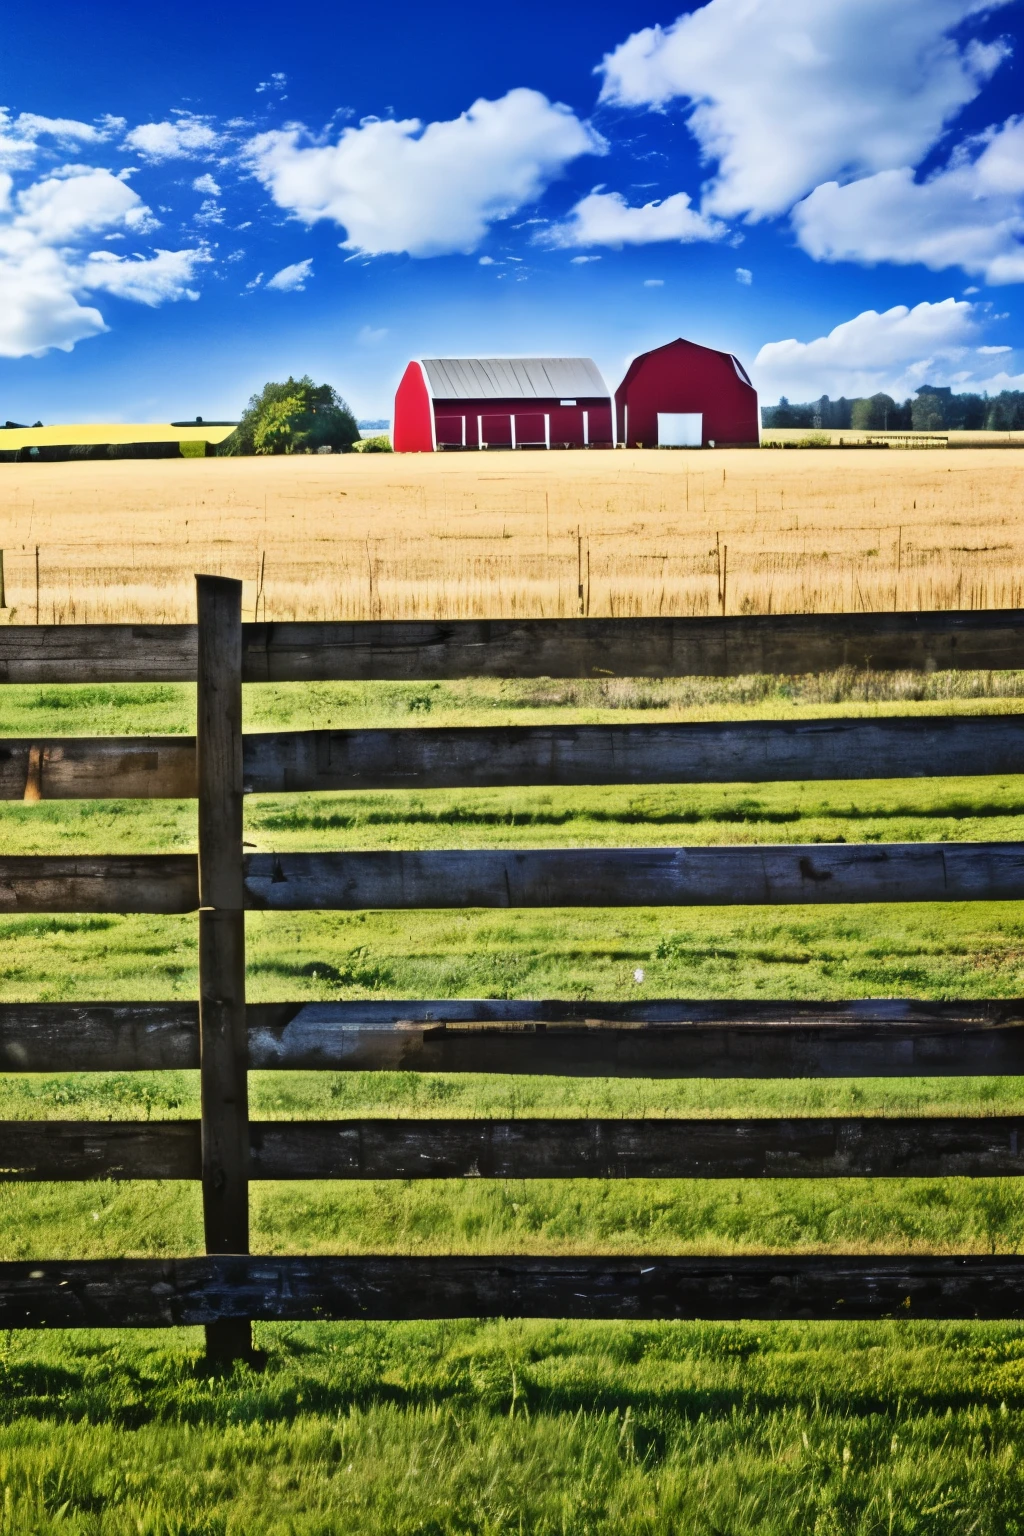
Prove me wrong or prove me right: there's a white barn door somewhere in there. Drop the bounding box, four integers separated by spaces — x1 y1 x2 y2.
658 413 702 447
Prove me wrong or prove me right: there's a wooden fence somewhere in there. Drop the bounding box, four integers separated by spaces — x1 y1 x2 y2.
2 579 1024 1361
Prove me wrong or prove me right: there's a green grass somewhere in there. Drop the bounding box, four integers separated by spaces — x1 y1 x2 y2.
1 1321 1024 1533
3 676 1024 1530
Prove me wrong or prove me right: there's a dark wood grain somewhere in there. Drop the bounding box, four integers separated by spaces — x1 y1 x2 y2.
2 1255 1022 1326
196 575 250 1361
241 715 1024 792
246 998 1024 1078
3 999 1022 1077
10 1116 1018 1182
4 611 1024 684
240 612 1024 682
0 738 196 800
4 714 1015 800
0 625 196 683
243 843 1024 911
247 1116 1024 1180
0 855 197 912
0 1121 199 1179
0 1003 199 1071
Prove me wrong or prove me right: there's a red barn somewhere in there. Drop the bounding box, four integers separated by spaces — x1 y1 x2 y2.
393 357 613 452
614 338 759 448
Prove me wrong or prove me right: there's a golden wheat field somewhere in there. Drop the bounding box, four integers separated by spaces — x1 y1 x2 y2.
1 447 1022 624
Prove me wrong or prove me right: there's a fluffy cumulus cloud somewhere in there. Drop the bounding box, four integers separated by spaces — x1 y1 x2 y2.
76 247 210 305
0 162 209 357
751 298 989 400
793 116 1024 284
123 113 221 162
598 0 1012 219
266 258 312 291
244 88 604 257
0 109 124 168
542 189 724 248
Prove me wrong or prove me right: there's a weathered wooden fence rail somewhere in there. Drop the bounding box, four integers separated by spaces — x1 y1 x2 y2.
2 582 1024 1358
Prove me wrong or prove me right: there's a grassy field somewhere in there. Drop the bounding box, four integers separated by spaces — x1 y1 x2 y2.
1 669 1024 1530
2 448 1024 623
3 454 1024 1530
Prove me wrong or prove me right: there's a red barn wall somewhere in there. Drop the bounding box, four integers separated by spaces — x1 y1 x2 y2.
432 398 612 450
392 362 435 452
615 338 759 448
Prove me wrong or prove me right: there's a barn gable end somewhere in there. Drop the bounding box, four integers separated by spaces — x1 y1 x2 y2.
615 338 759 448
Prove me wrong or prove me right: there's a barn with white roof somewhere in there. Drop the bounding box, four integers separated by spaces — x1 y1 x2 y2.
392 356 613 452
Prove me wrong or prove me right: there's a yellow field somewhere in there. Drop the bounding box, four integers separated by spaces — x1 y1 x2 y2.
0 422 236 450
1 448 1022 624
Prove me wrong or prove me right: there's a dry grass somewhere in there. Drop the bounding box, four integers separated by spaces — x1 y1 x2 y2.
1 448 1023 624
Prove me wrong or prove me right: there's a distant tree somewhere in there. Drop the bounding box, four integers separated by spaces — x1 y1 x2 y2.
851 392 897 430
911 394 946 432
219 376 359 455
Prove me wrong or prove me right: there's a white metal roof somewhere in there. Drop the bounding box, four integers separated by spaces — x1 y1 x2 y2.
421 357 609 401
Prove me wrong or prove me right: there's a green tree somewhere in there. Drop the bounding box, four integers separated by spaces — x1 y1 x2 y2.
219 376 359 455
851 393 896 430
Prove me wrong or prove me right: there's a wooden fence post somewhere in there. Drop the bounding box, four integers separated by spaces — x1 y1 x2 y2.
195 575 252 1363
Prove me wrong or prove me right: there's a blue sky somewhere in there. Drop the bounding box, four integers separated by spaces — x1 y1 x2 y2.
1 0 1023 422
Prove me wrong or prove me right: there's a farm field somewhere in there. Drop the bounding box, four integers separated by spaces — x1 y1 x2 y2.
1 453 1024 1531
1 447 1024 623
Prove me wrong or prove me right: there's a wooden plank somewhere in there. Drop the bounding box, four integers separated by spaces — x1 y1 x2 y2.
0 625 196 683
2 998 1021 1077
6 713 1017 800
241 612 1024 682
1 1254 1022 1326
0 855 197 913
11 841 1021 917
8 1114 1020 1182
196 575 251 1362
5 611 1024 684
248 1116 1024 1180
0 1003 199 1071
0 738 196 800
243 843 1024 911
0 1121 199 1179
246 999 1024 1078
242 716 1024 792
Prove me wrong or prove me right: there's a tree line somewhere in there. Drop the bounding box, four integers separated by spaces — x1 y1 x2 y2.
218 376 361 455
761 385 1024 433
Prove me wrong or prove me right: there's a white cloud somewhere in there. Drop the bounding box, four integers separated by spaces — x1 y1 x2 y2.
598 0 1013 219
244 88 604 257
13 165 158 242
357 323 388 343
0 109 124 169
979 344 1012 353
736 266 752 284
0 243 107 356
256 73 288 94
793 116 1024 284
570 254 601 264
266 257 312 291
972 368 1024 390
752 297 985 399
123 114 220 162
244 271 264 290
76 247 210 305
542 188 724 248
194 197 225 226
192 173 221 195
478 255 496 265
0 162 208 356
